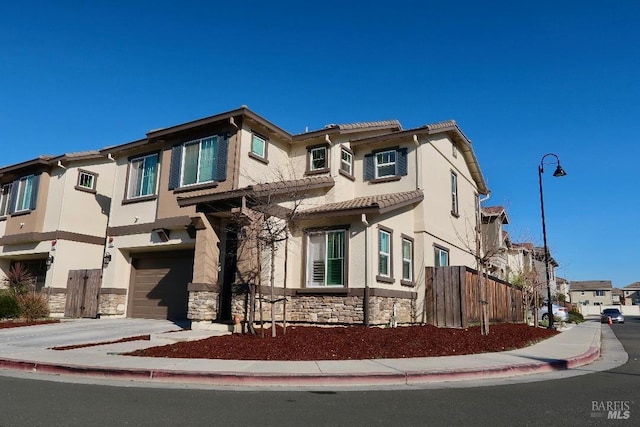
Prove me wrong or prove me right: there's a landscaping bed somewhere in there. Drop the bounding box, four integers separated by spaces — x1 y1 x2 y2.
127 323 558 361
0 319 59 329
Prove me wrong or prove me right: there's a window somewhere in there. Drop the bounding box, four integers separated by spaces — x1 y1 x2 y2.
182 137 218 186
402 237 413 282
15 175 36 212
364 147 408 181
76 170 97 192
128 154 158 199
169 134 228 190
376 150 396 178
378 228 392 278
0 184 12 216
306 230 346 287
434 246 449 267
451 171 459 216
595 290 605 297
250 133 267 161
308 145 328 172
340 147 353 176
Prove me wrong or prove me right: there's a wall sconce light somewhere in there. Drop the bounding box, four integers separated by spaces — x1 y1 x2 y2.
108 237 114 248
51 240 57 251
153 228 171 242
103 252 112 268
45 255 54 269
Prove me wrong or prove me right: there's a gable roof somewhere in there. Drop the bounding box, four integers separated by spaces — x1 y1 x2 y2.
481 205 509 224
623 281 640 290
299 190 423 218
570 280 613 291
348 119 489 195
292 120 402 141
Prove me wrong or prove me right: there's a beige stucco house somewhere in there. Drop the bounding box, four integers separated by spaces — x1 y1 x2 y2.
0 152 115 316
622 282 640 305
95 107 489 326
480 206 509 280
569 280 613 306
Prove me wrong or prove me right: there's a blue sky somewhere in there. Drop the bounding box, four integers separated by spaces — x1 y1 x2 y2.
1 1 638 288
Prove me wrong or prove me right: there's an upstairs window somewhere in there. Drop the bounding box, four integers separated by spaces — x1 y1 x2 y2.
306 229 346 287
340 147 353 176
250 133 267 160
364 147 408 181
76 170 97 193
14 175 38 213
451 171 459 216
307 144 329 174
128 153 158 199
0 183 12 216
168 135 229 190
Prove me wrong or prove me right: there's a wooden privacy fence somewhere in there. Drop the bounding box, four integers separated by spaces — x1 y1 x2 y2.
425 266 524 328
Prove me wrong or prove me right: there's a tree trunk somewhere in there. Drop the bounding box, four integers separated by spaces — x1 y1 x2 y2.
270 241 276 338
282 232 288 335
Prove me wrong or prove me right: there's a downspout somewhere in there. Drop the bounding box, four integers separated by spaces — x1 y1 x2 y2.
361 213 370 326
413 135 420 190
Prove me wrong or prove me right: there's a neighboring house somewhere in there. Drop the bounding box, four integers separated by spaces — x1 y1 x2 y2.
611 288 623 305
97 106 489 326
556 276 569 302
480 206 509 280
569 280 613 306
0 152 115 316
533 246 559 295
622 282 640 305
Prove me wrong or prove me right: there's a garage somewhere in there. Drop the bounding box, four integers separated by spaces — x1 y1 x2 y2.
129 251 194 320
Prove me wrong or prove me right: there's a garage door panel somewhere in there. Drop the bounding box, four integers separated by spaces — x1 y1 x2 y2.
130 252 194 320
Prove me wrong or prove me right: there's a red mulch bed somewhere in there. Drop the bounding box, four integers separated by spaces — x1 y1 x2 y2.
0 319 59 329
127 323 558 361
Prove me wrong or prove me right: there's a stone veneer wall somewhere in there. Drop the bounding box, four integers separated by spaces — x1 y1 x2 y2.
227 288 417 326
47 291 67 316
98 292 127 317
188 290 220 321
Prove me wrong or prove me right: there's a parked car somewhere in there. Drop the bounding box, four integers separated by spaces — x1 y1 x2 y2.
538 304 569 322
601 308 624 324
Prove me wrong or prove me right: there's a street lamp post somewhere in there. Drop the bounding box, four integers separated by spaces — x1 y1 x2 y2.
538 153 566 330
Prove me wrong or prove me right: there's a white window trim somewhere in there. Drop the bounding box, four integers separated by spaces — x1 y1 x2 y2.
378 229 391 277
251 133 266 158
77 171 97 191
340 147 353 176
15 175 34 213
451 171 459 215
435 246 449 267
128 153 158 199
402 238 413 281
0 183 12 216
309 146 327 171
375 150 396 178
180 137 217 187
306 229 346 287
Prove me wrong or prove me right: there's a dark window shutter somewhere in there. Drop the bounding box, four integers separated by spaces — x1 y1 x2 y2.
397 148 408 176
364 153 375 181
168 145 182 190
29 174 40 210
8 180 19 214
215 135 229 182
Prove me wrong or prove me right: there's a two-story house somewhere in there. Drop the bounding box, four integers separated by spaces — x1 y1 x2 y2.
622 282 640 305
480 206 509 280
97 107 489 327
569 280 613 306
0 152 115 316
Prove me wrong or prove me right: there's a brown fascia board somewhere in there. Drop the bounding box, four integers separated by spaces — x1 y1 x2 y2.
48 151 104 165
0 156 53 177
99 138 156 157
145 107 293 143
292 121 402 142
350 121 490 195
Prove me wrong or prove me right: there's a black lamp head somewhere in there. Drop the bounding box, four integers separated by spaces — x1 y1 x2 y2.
553 164 567 177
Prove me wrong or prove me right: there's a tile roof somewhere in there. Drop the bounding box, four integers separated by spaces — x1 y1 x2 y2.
299 190 423 217
512 242 534 250
176 176 335 207
570 280 613 291
482 206 506 215
323 120 402 131
623 281 640 289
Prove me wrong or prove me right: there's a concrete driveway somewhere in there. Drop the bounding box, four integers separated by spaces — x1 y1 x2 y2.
0 318 184 350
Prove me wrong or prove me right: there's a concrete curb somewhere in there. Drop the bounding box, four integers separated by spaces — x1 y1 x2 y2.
0 345 601 387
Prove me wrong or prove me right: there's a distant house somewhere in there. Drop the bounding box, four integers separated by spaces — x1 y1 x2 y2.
622 282 640 305
569 280 613 306
611 288 623 305
480 206 509 280
556 277 569 301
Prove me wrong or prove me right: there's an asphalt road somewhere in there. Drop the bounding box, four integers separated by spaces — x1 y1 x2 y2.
0 319 638 427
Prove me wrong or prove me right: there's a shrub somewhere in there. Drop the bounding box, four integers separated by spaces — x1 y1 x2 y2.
568 310 584 324
3 263 35 296
0 290 21 319
16 292 50 320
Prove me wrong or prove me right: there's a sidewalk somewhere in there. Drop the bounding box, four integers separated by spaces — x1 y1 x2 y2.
0 319 602 387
